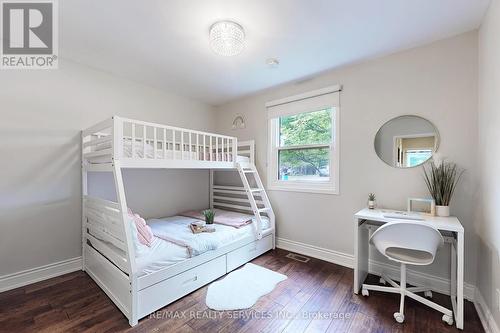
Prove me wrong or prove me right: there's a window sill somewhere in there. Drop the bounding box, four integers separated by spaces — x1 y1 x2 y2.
267 185 339 195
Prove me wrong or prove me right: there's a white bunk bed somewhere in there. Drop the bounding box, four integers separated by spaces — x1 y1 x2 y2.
81 116 275 326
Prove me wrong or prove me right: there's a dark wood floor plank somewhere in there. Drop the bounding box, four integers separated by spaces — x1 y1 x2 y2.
325 297 360 333
0 249 484 333
235 300 284 333
282 267 345 333
260 260 336 333
304 269 351 333
347 311 381 333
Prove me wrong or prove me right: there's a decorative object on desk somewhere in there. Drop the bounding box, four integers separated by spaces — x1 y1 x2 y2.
202 209 215 224
423 160 464 217
374 115 439 168
407 197 436 216
368 193 377 209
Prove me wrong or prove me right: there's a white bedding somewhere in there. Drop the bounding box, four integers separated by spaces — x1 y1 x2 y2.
89 214 269 276
136 215 269 276
148 216 265 257
236 155 250 163
135 237 188 275
89 138 249 163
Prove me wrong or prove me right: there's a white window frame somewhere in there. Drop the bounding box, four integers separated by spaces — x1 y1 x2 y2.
392 133 437 168
266 85 341 195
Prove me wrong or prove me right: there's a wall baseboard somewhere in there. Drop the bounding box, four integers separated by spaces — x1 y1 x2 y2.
276 237 475 300
475 288 500 333
276 237 354 269
0 257 82 293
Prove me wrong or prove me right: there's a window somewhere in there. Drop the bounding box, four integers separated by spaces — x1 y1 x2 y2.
278 109 332 181
394 135 436 168
405 149 433 167
267 86 340 194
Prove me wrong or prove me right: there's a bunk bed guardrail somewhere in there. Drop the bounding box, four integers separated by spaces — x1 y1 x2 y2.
84 195 129 268
82 116 238 168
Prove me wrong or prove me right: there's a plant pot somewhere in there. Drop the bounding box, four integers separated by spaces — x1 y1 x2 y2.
368 200 376 209
436 205 450 217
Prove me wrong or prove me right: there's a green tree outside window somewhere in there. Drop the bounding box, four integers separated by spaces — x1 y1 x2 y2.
279 108 332 180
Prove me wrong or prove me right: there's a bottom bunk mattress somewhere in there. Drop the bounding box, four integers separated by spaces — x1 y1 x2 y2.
135 215 270 276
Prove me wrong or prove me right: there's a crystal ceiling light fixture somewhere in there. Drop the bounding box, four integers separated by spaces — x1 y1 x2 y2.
209 20 245 56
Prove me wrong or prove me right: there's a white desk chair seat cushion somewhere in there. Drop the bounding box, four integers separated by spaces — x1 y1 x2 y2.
384 247 433 265
370 221 444 266
362 221 453 326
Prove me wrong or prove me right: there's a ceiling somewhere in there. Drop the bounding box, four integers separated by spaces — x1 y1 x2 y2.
60 0 490 105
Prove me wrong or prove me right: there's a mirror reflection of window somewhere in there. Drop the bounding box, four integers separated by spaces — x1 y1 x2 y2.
374 115 439 169
405 149 433 167
394 135 436 167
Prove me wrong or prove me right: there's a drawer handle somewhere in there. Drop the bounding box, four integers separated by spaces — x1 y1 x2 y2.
182 275 198 285
249 246 258 252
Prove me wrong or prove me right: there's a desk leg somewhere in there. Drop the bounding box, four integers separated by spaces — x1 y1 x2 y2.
354 218 369 294
456 232 464 329
451 237 457 304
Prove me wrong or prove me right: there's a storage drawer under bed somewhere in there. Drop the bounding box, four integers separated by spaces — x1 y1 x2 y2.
226 234 273 272
137 254 226 319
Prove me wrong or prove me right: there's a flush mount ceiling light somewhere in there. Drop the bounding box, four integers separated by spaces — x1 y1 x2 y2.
209 20 245 56
266 58 280 68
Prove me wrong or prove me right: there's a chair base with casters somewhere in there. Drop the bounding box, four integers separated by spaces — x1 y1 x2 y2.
361 221 454 326
361 263 454 325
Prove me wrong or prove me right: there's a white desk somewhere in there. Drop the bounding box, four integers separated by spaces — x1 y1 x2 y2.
353 208 465 329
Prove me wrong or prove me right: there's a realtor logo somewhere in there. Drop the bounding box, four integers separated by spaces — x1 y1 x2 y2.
1 0 58 69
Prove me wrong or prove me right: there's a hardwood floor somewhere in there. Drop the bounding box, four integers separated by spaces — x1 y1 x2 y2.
0 249 484 333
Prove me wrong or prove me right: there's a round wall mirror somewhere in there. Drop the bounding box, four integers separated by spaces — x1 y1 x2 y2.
374 115 439 168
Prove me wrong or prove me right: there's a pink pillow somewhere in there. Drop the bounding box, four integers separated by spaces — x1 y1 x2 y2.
127 209 154 247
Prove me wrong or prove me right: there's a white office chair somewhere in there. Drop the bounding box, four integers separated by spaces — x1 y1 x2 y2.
361 221 454 326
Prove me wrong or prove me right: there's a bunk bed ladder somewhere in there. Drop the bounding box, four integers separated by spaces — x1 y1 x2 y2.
236 162 275 240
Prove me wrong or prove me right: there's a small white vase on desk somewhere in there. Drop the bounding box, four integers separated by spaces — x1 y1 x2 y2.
368 200 377 209
436 205 450 217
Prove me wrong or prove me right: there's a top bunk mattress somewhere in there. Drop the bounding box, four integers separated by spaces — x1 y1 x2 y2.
88 138 249 164
235 155 249 163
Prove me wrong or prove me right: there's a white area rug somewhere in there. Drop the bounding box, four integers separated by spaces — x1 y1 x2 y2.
206 263 287 310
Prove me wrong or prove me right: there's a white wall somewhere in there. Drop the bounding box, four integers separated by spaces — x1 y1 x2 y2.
87 170 210 219
215 32 479 285
0 60 215 276
477 0 500 328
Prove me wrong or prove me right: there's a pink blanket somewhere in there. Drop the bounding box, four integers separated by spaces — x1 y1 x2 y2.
180 208 253 228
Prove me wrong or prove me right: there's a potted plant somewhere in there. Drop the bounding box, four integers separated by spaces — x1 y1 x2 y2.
202 209 215 224
423 160 463 217
368 193 376 209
